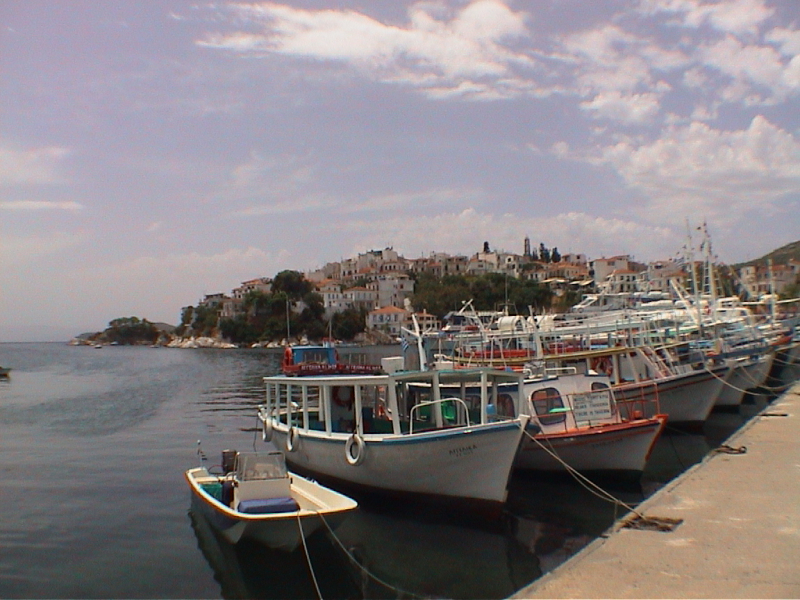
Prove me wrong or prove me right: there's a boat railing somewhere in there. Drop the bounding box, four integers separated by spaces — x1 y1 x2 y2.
613 380 661 420
408 397 471 434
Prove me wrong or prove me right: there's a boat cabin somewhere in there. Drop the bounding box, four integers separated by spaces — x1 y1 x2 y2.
263 368 526 439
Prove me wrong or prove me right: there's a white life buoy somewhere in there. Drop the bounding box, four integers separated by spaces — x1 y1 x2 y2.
345 433 365 466
286 426 299 452
261 412 273 442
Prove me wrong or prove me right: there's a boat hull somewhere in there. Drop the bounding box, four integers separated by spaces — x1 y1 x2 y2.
514 416 667 474
614 366 725 427
271 419 527 505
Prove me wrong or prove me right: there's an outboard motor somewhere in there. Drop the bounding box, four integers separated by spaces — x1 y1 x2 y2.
221 449 237 474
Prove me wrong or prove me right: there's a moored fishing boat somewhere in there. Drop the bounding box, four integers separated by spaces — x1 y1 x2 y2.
258 367 530 508
442 342 723 428
516 369 667 476
281 343 383 376
185 449 357 551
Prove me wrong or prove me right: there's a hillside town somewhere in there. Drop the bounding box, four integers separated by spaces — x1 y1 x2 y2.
189 237 800 344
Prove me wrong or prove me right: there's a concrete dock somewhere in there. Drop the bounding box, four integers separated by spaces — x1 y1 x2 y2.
513 381 800 599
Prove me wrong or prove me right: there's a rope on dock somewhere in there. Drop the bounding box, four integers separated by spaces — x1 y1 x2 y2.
712 444 747 454
522 430 689 533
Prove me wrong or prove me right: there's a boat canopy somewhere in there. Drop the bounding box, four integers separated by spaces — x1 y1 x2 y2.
235 451 289 482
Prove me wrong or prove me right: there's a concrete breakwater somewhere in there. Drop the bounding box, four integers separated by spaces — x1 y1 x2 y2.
513 381 800 599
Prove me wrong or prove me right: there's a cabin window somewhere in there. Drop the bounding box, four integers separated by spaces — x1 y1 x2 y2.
299 349 330 364
331 385 355 433
495 393 515 418
591 382 610 391
530 388 566 425
306 386 325 431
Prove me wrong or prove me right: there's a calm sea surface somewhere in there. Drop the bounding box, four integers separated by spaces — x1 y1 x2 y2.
0 343 779 599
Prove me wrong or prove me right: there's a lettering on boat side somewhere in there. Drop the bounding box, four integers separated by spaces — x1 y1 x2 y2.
449 443 477 457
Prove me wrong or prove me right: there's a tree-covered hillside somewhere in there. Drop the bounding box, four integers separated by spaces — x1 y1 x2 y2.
738 239 800 267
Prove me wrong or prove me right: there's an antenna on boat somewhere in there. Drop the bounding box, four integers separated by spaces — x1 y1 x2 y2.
285 296 291 343
196 440 207 466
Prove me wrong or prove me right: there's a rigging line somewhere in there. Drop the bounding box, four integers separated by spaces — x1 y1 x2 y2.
770 352 798 368
297 514 324 600
703 363 763 396
315 511 424 600
522 429 644 519
714 359 796 393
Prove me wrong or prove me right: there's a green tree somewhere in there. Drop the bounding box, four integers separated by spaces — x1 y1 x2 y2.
331 307 368 341
272 270 313 300
539 243 551 263
219 316 258 345
191 304 220 336
104 316 159 345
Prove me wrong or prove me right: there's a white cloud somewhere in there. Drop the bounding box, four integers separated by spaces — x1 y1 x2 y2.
339 208 679 262
698 35 793 104
0 143 70 186
216 151 323 212
638 0 775 36
545 22 694 127
198 1 538 99
580 91 661 124
232 193 338 216
594 115 800 225
348 187 485 213
0 200 84 211
767 27 800 56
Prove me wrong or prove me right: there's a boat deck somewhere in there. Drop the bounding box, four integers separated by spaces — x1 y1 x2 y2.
512 380 800 599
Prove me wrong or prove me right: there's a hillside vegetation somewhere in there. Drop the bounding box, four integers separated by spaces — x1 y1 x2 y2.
738 239 800 267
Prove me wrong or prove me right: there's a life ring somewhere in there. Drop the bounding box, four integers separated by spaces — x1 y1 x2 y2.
261 411 273 442
285 426 299 452
345 433 365 466
333 386 353 409
283 346 293 366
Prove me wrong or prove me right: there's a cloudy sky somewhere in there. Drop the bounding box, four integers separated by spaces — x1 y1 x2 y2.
2 0 799 341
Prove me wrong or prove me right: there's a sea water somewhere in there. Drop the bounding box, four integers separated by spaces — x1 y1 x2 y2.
0 343 772 599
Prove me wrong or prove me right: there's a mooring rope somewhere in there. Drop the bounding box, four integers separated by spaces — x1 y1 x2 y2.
521 428 646 520
315 510 424 599
296 514 324 600
703 362 763 396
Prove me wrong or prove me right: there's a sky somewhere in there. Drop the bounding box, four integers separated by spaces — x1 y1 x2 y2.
2 0 799 341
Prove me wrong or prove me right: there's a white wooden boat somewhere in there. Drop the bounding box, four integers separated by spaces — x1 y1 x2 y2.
259 368 530 508
185 450 357 551
516 370 667 475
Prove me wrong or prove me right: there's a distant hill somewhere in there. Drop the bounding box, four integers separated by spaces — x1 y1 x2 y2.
736 239 800 268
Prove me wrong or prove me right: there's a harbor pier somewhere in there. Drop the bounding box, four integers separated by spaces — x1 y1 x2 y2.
513 381 800 599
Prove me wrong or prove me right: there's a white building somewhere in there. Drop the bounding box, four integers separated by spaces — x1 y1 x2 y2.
375 274 415 309
367 305 409 337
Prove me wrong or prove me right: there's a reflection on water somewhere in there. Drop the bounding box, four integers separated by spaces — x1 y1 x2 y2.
0 343 793 600
189 508 359 600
